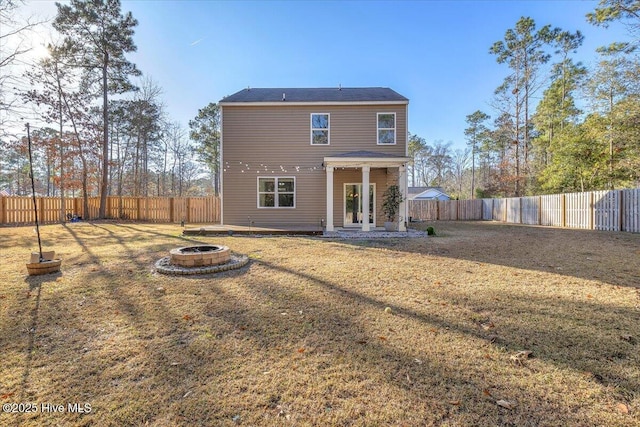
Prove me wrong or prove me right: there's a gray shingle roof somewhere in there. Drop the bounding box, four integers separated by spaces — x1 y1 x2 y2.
408 186 446 195
220 87 408 103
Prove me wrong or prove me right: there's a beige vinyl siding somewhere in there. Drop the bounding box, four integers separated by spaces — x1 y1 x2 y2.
221 104 407 226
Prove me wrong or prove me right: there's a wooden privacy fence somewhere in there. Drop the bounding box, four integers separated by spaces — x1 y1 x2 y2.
0 196 220 225
408 188 640 233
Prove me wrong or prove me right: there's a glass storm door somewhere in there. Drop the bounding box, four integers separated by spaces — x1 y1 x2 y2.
344 184 375 227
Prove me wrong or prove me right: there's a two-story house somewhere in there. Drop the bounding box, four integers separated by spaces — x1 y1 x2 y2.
219 87 410 231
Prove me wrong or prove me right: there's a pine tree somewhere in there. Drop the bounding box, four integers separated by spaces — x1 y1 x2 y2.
464 110 490 199
53 0 140 218
490 17 560 195
189 103 221 195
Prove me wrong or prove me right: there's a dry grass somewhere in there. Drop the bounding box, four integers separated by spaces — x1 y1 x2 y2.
0 221 639 426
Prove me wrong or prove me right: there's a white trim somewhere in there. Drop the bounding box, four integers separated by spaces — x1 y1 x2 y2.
324 156 410 169
220 106 224 224
257 176 296 209
377 112 396 145
399 165 407 232
405 104 409 157
362 166 371 231
219 100 408 107
310 113 330 145
343 182 376 228
326 166 334 231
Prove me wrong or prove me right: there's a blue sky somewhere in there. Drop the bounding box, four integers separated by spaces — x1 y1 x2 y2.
24 0 628 150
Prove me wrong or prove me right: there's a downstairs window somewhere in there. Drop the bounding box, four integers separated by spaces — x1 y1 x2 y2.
258 177 295 208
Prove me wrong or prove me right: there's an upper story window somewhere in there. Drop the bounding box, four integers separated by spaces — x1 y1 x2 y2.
258 177 295 208
377 113 396 145
311 113 330 145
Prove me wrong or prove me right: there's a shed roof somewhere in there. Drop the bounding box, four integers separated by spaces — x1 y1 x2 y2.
408 186 446 195
411 188 451 200
220 87 408 104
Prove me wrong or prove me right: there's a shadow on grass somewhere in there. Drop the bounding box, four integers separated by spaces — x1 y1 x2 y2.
12 273 61 427
332 221 640 289
5 223 638 425
108 223 207 245
183 257 634 425
253 259 639 400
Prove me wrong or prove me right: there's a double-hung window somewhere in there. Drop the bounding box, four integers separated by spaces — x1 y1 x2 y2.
311 113 330 145
258 177 295 208
377 113 396 145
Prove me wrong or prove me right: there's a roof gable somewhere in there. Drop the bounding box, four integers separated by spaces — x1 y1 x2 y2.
412 188 451 200
220 87 408 104
408 186 445 195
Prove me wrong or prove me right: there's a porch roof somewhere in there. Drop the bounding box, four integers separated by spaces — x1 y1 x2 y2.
324 151 410 168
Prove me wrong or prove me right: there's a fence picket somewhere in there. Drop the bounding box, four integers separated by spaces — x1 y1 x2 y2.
622 188 640 233
521 196 540 225
0 195 220 225
2 191 638 233
593 190 620 231
407 188 639 234
540 194 563 227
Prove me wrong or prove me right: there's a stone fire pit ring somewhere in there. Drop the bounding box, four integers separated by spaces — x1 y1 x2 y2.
170 245 231 267
156 244 249 276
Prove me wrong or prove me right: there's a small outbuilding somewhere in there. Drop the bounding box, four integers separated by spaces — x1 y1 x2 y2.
408 186 451 201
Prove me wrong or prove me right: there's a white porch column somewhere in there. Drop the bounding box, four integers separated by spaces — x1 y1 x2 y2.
399 164 407 231
362 165 370 231
326 166 334 231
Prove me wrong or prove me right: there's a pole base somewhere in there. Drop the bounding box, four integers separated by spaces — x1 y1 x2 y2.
27 259 62 276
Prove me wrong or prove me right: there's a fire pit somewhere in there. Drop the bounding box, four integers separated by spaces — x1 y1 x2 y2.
156 244 248 275
170 245 230 267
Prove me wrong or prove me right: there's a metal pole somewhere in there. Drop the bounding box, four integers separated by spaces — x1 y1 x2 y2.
27 123 44 262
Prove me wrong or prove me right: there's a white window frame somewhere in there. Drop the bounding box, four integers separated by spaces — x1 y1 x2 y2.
257 176 296 209
310 113 330 145
377 112 396 145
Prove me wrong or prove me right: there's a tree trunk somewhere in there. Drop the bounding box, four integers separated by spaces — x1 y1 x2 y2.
59 96 65 222
99 53 109 219
471 140 476 199
55 62 66 223
608 88 614 190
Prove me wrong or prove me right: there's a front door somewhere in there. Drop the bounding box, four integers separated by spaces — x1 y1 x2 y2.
344 183 375 227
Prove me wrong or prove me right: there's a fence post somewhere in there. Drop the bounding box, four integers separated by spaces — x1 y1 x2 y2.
518 197 522 225
1 196 5 225
561 194 566 228
169 197 174 223
538 196 542 225
619 190 624 232
137 197 142 220
493 198 497 221
186 198 191 223
589 191 594 230
38 197 45 224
